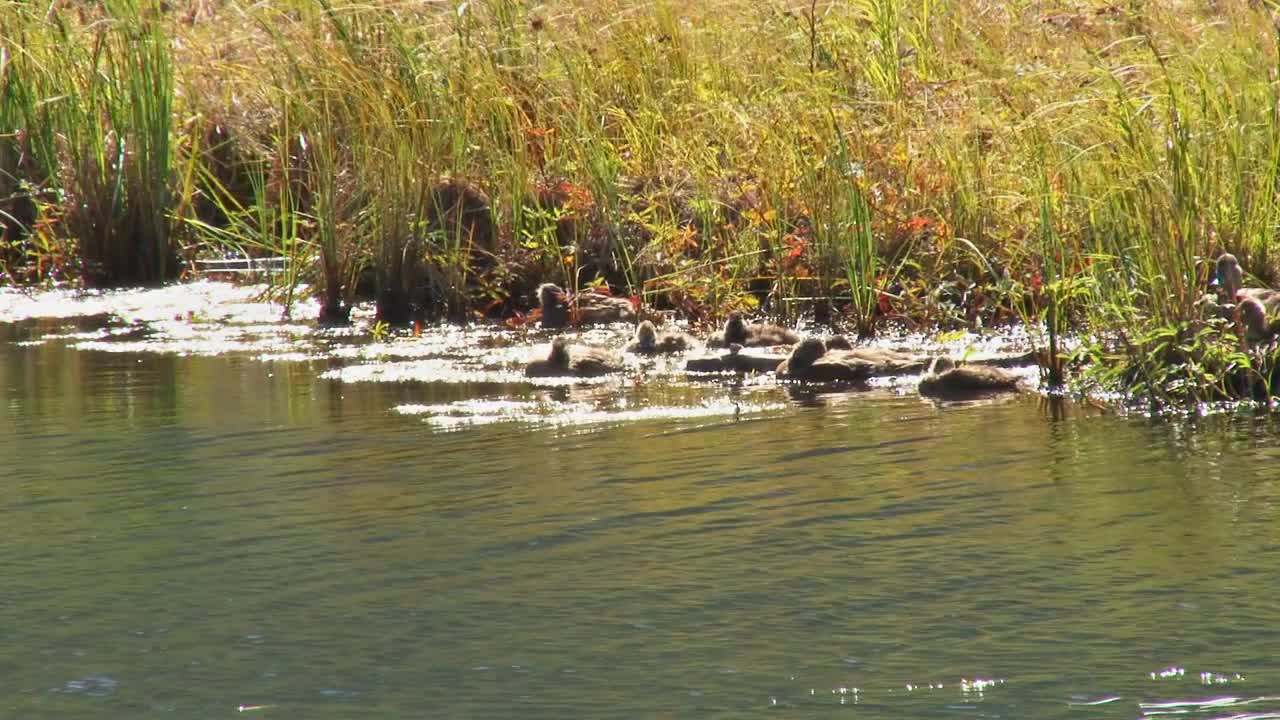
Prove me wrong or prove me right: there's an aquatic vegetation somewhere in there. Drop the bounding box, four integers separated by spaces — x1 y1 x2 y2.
3 0 176 286
5 0 1280 406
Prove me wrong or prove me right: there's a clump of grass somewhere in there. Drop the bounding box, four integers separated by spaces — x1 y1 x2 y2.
10 1 179 285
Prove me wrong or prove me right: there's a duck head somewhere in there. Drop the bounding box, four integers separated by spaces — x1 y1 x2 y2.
723 311 748 344
1215 253 1244 301
539 283 568 308
786 337 828 372
926 356 957 376
634 320 658 351
826 335 854 351
538 283 570 328
548 336 571 367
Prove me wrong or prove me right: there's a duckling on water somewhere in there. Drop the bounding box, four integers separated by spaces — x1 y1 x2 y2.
917 356 1021 399
538 283 637 329
624 320 699 354
809 335 932 374
525 336 625 377
825 335 854 350
776 337 875 382
709 311 800 348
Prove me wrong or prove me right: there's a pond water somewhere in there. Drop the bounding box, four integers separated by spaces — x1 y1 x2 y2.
3 283 1280 719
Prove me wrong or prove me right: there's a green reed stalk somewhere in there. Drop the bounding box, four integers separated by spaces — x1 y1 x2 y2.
42 0 176 285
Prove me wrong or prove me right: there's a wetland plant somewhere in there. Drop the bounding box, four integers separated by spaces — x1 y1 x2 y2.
7 0 1280 406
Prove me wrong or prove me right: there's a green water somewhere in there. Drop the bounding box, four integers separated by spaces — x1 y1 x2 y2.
4 297 1280 719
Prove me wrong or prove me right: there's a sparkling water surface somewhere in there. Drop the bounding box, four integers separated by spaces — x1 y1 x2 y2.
3 283 1279 719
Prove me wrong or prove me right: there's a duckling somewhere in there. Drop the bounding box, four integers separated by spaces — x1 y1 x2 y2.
525 336 625 377
538 283 571 328
708 311 801 348
776 337 875 382
815 335 934 374
624 320 700 354
538 283 637 329
917 356 1021 399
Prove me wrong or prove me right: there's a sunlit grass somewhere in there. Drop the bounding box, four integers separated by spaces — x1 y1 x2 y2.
4 0 1280 404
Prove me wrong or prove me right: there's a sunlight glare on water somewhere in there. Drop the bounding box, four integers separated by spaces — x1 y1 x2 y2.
4 283 1280 719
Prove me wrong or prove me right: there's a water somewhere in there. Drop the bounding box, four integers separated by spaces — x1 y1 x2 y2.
4 284 1280 719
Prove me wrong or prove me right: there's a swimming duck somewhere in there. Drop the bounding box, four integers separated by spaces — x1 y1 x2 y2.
708 311 800 348
538 283 637 329
525 336 625 377
624 320 700 354
917 356 1021 399
776 337 875 382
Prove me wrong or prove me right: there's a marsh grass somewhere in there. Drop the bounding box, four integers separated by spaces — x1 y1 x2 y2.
6 0 1280 403
6 0 178 285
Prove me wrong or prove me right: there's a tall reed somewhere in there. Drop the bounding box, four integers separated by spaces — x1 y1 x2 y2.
29 1 178 285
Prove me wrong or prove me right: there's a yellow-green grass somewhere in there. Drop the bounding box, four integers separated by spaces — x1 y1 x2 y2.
4 0 1280 403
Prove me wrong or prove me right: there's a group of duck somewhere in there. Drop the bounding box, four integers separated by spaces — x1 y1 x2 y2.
524 283 1033 400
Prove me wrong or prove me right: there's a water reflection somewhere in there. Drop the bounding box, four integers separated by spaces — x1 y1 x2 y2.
3 285 1280 719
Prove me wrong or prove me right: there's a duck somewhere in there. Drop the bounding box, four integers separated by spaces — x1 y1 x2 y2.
624 320 699 354
707 311 800 348
917 356 1021 399
776 337 875 382
1238 297 1280 344
525 336 625 377
538 283 637 329
1216 253 1280 311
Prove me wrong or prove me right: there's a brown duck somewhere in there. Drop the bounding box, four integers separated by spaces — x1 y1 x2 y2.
917 356 1021 399
1216 254 1280 311
1238 297 1280 344
707 311 800 348
624 320 700 354
776 337 876 382
525 336 625 377
538 283 637 329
